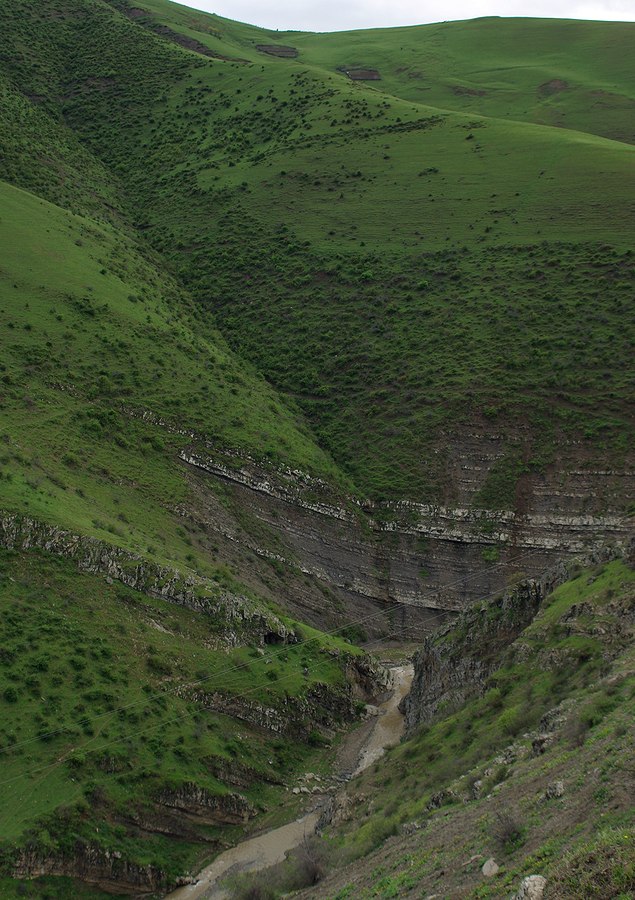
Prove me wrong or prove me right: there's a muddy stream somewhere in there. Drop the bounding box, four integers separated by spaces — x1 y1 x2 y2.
167 664 413 900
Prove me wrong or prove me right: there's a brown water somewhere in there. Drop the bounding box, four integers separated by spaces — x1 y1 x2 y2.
167 665 413 900
167 810 323 900
352 664 413 775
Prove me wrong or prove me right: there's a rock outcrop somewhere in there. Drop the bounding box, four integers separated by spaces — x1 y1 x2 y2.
179 440 632 639
401 563 571 732
155 783 255 825
401 544 632 734
0 512 291 645
119 406 634 639
180 656 388 738
514 875 547 899
12 842 191 895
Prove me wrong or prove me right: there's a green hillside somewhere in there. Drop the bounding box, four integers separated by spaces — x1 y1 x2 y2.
2 0 630 501
112 2 635 143
0 177 345 552
0 167 366 895
0 545 365 896
0 68 363 892
291 17 635 144
0 0 633 894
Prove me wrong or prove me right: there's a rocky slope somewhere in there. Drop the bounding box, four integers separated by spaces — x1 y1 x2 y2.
283 555 635 899
400 564 571 731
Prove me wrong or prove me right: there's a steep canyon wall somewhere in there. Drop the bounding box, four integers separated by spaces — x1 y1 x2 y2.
179 432 632 640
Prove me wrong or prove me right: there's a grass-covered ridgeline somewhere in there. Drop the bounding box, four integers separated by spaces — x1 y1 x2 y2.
101 0 635 147
287 16 635 145
2 0 631 502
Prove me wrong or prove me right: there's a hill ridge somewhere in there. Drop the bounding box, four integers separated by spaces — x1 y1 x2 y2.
0 3 633 894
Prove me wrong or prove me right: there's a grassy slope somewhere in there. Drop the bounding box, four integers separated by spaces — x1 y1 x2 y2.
0 72 122 223
238 559 635 898
129 3 635 143
85 1 635 252
0 175 350 567
0 1 349 491
289 17 635 144
0 547 359 891
12 0 628 502
0 177 363 889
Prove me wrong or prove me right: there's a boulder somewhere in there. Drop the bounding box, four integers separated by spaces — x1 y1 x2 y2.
426 788 457 810
471 779 483 799
481 857 499 877
531 733 555 756
514 875 547 899
545 780 564 799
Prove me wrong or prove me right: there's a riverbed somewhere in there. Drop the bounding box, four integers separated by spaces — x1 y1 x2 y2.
167 664 413 900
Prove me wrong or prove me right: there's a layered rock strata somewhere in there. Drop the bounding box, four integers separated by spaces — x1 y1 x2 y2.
0 512 291 646
180 443 632 639
401 546 632 734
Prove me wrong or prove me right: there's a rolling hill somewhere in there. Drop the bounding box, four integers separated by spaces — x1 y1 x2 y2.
0 0 633 894
3 0 631 500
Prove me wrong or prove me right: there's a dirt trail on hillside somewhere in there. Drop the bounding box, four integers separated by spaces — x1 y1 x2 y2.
167 665 413 900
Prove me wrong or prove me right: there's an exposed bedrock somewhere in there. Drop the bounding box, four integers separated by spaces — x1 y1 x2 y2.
154 784 256 825
12 842 191 896
401 543 633 734
179 655 391 738
0 512 292 646
117 787 256 844
180 441 632 640
400 568 563 733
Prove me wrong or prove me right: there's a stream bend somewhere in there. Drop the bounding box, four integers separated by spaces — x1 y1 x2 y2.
168 664 413 900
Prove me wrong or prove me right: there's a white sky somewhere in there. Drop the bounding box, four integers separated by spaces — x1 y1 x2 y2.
183 0 634 32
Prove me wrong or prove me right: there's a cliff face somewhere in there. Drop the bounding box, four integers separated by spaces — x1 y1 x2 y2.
400 548 629 734
179 441 632 640
118 785 257 844
155 784 255 825
400 570 564 733
0 512 292 646
2 420 631 651
12 842 192 895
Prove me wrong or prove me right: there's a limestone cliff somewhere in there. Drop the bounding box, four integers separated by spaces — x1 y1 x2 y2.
178 441 632 639
11 842 191 895
401 563 570 732
401 546 631 734
0 512 291 646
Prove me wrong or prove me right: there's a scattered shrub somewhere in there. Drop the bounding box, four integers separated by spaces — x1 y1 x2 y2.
492 809 525 853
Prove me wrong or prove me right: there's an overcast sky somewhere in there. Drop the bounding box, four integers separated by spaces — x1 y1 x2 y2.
184 0 634 31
